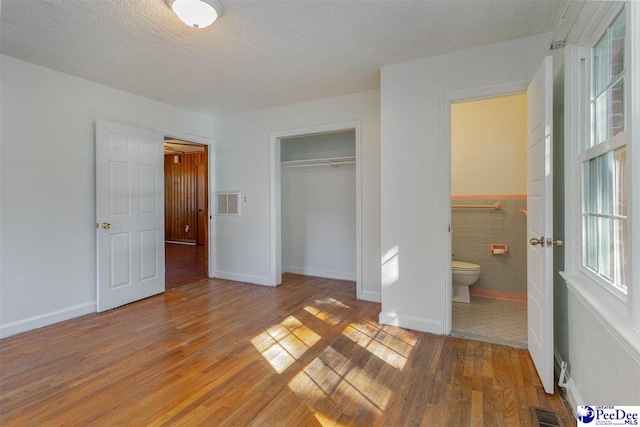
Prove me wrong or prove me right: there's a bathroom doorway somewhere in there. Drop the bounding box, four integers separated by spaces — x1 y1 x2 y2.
449 93 529 348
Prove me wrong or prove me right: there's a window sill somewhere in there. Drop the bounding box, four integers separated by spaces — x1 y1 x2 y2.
560 271 640 363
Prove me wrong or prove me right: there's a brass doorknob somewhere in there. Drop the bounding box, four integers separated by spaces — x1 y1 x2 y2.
553 239 564 247
529 237 544 246
101 222 111 229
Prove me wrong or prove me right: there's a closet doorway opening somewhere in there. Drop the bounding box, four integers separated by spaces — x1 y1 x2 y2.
164 138 209 290
449 93 529 348
270 121 363 298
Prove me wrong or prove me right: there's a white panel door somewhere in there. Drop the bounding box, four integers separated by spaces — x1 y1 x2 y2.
527 56 554 394
96 120 165 312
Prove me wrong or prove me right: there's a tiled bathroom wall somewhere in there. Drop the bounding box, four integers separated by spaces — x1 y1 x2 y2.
451 197 527 295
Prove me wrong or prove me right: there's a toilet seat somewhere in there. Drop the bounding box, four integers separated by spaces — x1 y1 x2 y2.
452 261 480 272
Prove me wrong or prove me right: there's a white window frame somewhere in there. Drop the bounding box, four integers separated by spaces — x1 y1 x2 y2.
580 7 629 300
562 1 639 353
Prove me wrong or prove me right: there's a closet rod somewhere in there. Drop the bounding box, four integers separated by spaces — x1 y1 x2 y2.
282 162 355 168
452 203 501 210
281 156 356 168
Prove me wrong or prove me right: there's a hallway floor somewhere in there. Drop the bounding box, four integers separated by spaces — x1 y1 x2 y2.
451 296 528 349
165 242 208 290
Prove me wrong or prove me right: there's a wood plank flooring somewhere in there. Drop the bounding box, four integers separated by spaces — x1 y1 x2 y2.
165 242 208 290
0 275 574 426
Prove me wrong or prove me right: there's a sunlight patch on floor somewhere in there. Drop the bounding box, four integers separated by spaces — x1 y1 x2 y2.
304 306 342 326
288 346 392 416
341 321 416 370
314 297 351 310
251 316 321 373
313 411 346 427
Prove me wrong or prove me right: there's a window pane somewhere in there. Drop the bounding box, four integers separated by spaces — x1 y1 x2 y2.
597 217 612 281
594 34 609 95
583 149 627 288
594 93 607 146
586 159 598 213
609 79 624 137
586 215 598 270
610 9 625 78
613 146 627 216
591 7 626 149
597 152 612 215
613 218 627 291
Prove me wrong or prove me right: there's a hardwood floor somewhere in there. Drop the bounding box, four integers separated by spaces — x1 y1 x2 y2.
165 242 208 290
0 275 573 426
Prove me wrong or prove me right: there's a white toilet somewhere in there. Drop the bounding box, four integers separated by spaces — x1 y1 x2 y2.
452 261 481 303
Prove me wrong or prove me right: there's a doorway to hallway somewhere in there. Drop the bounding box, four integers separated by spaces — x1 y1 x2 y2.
164 138 209 290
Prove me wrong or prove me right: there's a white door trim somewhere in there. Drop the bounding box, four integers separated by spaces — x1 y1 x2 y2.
157 128 215 277
269 121 363 298
440 81 530 334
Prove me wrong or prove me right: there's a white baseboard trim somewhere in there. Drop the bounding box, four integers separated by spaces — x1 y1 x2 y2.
0 301 96 339
213 270 274 287
283 266 356 282
563 377 582 416
358 290 381 303
378 311 443 334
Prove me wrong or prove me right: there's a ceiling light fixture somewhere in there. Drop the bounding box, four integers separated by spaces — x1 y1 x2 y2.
166 0 224 29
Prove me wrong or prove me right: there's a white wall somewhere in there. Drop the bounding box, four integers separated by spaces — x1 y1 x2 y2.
379 33 551 333
564 290 640 405
282 164 356 281
212 90 381 301
0 55 215 337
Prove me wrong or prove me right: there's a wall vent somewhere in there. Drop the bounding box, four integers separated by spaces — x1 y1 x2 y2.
216 192 240 216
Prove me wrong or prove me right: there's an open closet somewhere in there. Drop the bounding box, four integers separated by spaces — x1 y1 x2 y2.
280 130 356 281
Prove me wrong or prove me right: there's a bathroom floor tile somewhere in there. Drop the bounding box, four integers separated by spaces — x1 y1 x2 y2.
451 296 527 348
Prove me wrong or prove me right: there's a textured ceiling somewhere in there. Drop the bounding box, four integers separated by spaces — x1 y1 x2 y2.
0 0 565 115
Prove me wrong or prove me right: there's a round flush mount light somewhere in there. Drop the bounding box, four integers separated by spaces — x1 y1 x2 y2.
166 0 224 29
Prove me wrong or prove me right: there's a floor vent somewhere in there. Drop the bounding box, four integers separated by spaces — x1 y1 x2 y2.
530 407 561 427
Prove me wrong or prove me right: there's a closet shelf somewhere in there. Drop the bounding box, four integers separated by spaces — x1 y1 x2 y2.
281 156 356 168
